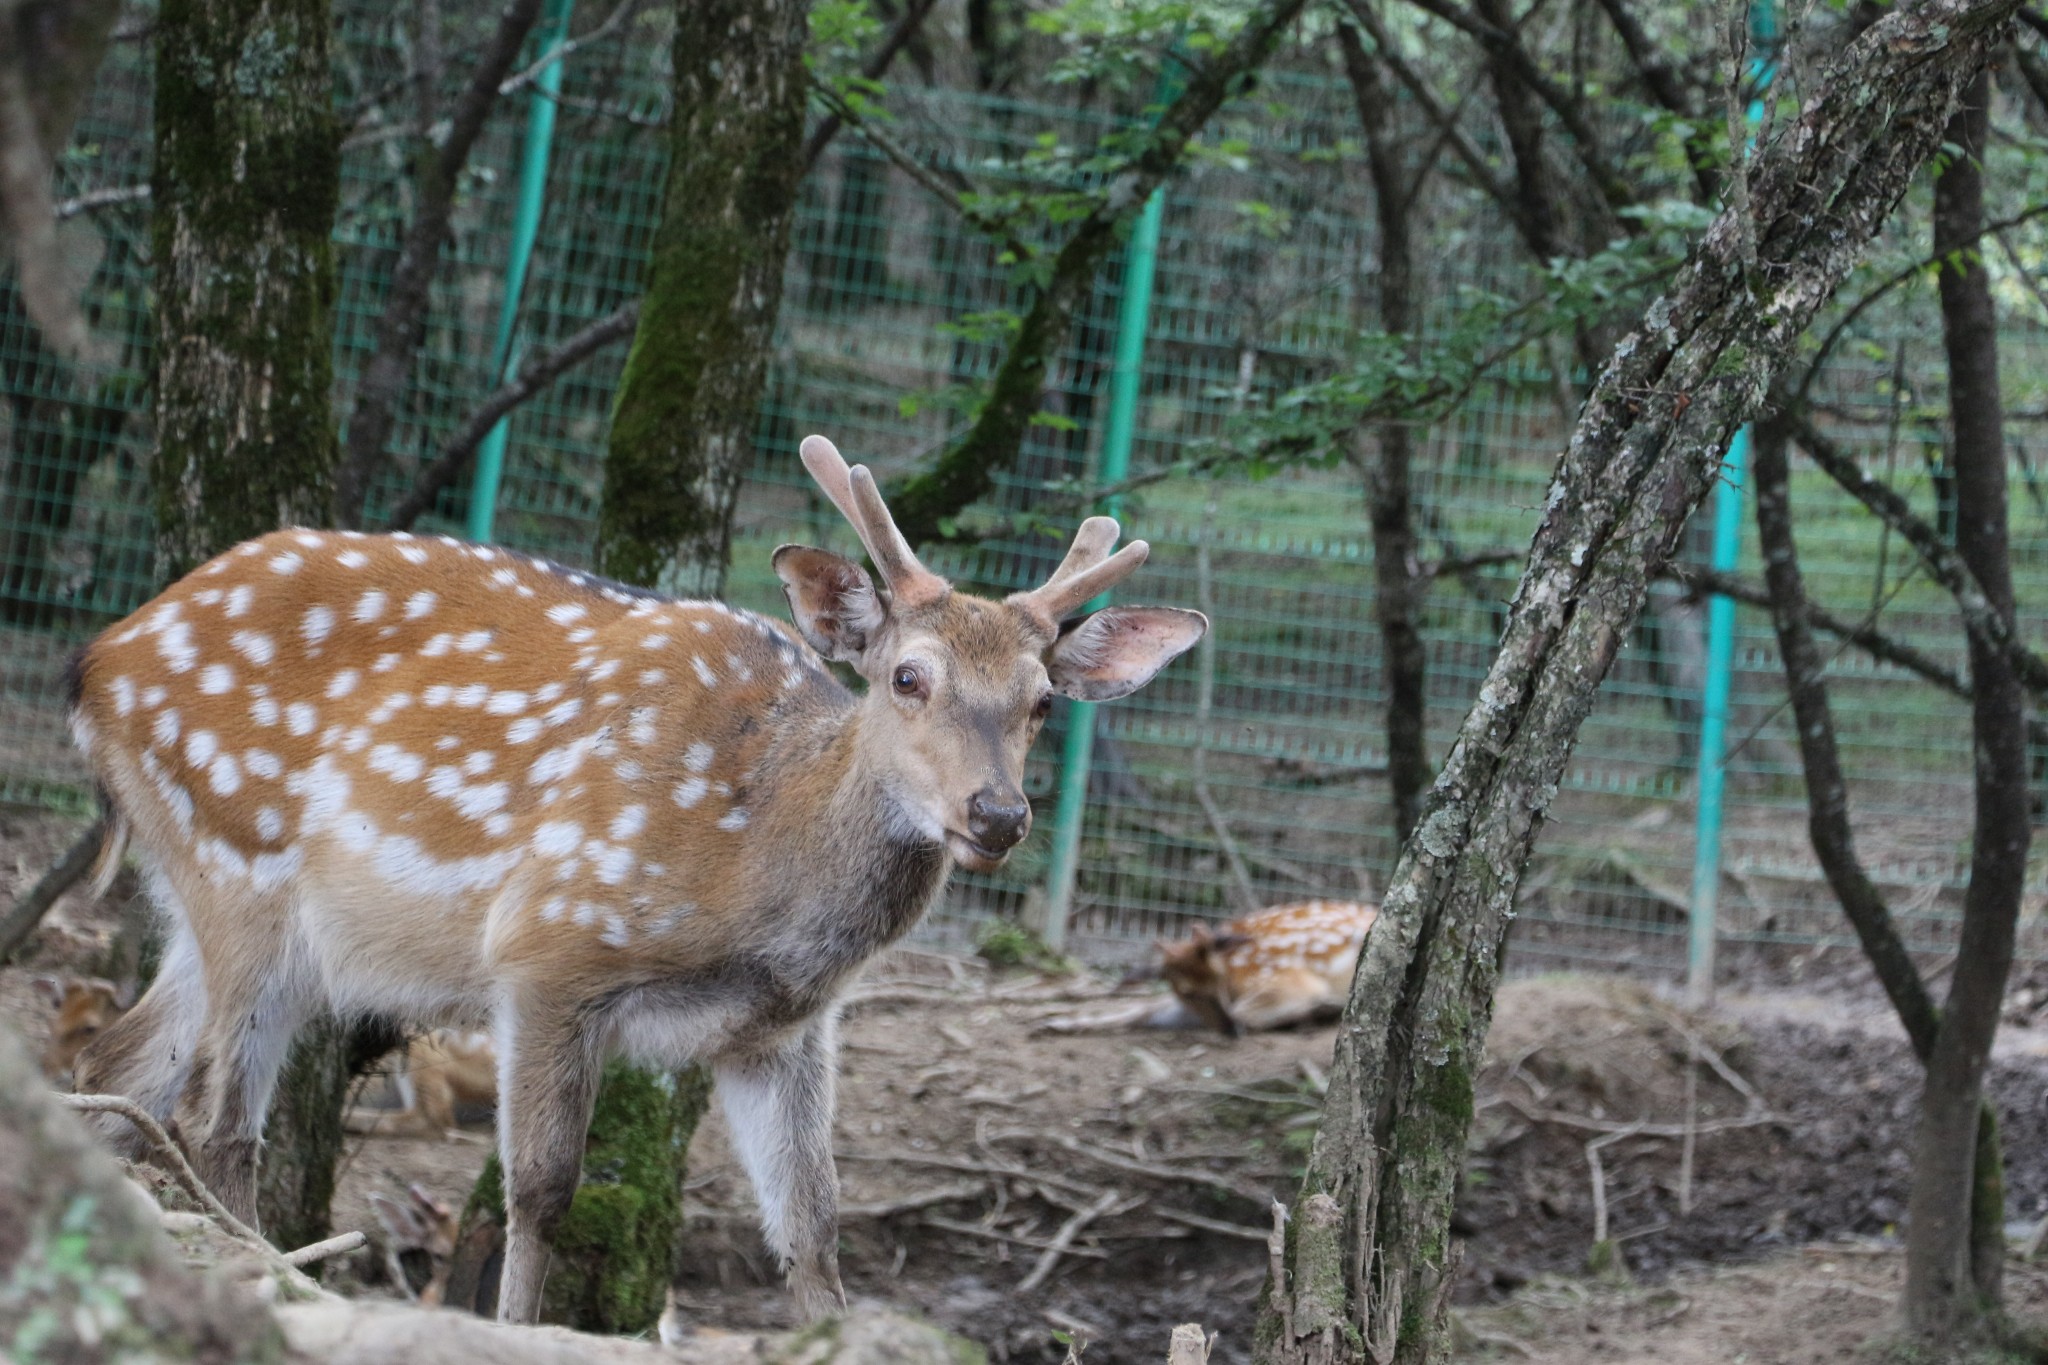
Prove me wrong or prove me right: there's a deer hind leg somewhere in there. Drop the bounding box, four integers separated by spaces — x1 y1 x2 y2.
493 996 603 1325
715 1016 846 1323
185 904 312 1228
73 881 206 1153
1223 970 1330 1033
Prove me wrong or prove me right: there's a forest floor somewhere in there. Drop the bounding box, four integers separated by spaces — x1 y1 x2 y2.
10 803 2048 1364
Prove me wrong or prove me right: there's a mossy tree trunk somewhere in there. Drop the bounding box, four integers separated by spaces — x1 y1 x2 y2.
151 0 394 1257
1254 4 2016 1361
447 0 812 1326
445 1063 713 1332
151 0 340 582
594 0 810 598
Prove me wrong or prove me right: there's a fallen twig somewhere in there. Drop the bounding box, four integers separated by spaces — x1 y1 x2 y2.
989 1130 1272 1205
1505 1095 1779 1139
60 1093 331 1301
1154 1207 1274 1242
922 1214 1111 1262
1018 1188 1122 1292
282 1230 367 1267
1586 1121 1647 1246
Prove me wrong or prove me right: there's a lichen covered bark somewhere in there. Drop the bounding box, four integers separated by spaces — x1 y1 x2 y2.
594 0 809 598
0 1022 284 1362
151 0 339 581
1256 4 2019 1360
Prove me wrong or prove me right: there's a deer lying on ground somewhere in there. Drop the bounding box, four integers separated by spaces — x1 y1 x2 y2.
36 975 126 1083
344 1029 498 1138
67 434 1203 1325
1155 899 1377 1035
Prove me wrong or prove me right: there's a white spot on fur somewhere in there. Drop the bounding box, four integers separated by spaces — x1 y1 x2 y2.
368 744 424 783
251 696 280 727
327 669 361 699
547 603 587 625
230 630 276 666
610 805 647 842
244 748 284 780
353 590 388 623
338 549 369 569
270 552 303 575
287 702 318 736
692 657 717 687
486 691 529 715
506 716 543 744
153 708 181 749
717 808 750 831
302 605 335 646
405 591 437 619
398 545 429 565
209 753 242 795
185 730 218 769
199 663 235 695
684 743 713 772
256 807 286 842
672 778 707 809
532 821 581 858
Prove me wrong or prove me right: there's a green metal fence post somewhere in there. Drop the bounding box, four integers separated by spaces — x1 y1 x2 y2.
1037 184 1168 953
466 0 576 544
1688 0 1777 1004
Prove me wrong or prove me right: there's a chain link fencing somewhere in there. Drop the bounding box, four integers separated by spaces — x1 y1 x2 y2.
5 7 2048 973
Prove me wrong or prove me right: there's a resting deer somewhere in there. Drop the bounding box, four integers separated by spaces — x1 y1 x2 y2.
368 1183 461 1305
1156 900 1376 1035
344 1029 498 1138
36 975 126 1083
67 434 1203 1324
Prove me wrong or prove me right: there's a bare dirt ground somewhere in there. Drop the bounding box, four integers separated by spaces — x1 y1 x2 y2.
11 803 2048 1364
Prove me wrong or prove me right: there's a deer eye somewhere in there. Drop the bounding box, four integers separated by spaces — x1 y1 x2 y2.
892 665 923 697
1033 692 1053 720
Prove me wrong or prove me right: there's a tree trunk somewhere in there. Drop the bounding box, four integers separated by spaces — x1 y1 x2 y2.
1905 67 2028 1340
152 0 389 1256
151 0 340 582
1255 5 2016 1360
0 1020 285 1359
1338 23 1431 847
593 0 809 598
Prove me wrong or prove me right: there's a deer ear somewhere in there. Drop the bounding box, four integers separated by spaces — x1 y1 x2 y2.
1210 932 1254 954
1048 606 1207 702
773 545 885 663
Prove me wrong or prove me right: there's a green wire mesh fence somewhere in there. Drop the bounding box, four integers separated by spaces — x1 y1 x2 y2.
6 8 2048 974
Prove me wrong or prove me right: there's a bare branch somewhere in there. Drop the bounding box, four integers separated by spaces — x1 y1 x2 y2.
802 0 942 170
385 302 640 532
336 0 547 527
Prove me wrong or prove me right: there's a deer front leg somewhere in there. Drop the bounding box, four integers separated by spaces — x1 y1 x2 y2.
715 1016 846 1322
493 997 602 1325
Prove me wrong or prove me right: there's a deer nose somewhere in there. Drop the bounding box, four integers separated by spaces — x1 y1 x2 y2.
967 788 1031 852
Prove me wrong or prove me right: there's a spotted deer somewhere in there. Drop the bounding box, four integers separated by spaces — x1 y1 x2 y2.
1155 900 1377 1036
36 975 126 1083
344 1029 498 1138
67 434 1204 1325
368 1183 462 1306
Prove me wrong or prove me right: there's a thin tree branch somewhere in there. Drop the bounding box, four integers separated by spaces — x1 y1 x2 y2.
1793 200 2048 407
497 0 643 100
336 0 546 527
53 182 149 219
803 0 942 170
0 819 104 966
884 0 1315 547
385 301 639 532
1391 0 1638 216
1784 403 2048 697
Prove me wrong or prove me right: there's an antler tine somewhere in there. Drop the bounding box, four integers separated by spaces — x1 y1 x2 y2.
1016 539 1150 625
799 435 871 543
847 465 949 607
799 434 950 607
1042 515 1121 588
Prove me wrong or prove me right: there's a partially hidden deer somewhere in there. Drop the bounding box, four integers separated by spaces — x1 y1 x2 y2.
36 975 126 1083
67 434 1204 1324
368 1183 461 1306
344 1029 498 1138
1155 899 1377 1036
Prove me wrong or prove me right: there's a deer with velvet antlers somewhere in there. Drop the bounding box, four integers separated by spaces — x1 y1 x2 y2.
65 435 1204 1324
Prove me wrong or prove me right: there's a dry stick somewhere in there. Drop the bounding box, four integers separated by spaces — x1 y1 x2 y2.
1154 1207 1275 1242
923 1214 1110 1262
385 302 640 531
282 1230 368 1267
1504 1095 1776 1139
1019 1188 1122 1293
1266 1201 1294 1342
1679 1034 1699 1218
1584 1120 1645 1246
495 0 644 101
0 818 104 966
1183 346 1263 916
58 1093 333 1301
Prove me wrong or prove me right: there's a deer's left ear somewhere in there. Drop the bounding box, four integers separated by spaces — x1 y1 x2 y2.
774 545 886 663
1047 606 1207 701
